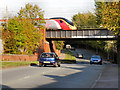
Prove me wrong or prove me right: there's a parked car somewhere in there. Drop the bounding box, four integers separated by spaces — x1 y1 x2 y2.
39 52 60 67
71 47 75 51
90 55 102 65
77 53 83 58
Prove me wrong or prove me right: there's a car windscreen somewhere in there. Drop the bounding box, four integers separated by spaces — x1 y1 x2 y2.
41 53 54 58
91 56 100 59
63 18 74 26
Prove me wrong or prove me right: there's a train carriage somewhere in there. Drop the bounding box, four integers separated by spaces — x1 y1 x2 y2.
45 17 77 30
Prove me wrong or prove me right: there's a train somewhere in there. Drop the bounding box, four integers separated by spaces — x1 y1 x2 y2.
45 17 77 30
0 17 77 30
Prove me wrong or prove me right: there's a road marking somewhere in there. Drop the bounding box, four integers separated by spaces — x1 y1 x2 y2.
23 76 30 79
18 76 30 81
90 70 102 88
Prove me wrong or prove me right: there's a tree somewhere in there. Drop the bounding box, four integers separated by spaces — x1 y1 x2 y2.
72 12 98 29
2 3 45 54
95 1 120 35
18 3 45 29
95 1 120 63
54 41 64 50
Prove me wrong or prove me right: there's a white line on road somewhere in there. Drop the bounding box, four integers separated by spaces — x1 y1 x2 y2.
90 71 102 88
23 76 30 79
18 76 30 81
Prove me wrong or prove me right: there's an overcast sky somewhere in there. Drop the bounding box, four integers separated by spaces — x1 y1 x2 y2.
0 0 96 20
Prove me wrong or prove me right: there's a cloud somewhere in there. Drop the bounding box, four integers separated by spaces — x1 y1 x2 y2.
0 0 95 20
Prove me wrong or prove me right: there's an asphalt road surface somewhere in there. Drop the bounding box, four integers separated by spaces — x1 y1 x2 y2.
2 49 106 89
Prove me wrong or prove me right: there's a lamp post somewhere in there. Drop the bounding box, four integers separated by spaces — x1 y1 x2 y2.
112 43 114 63
110 41 114 63
107 43 109 61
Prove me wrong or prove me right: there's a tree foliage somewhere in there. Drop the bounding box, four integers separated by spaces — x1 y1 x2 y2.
95 1 120 35
54 41 64 50
72 12 98 29
2 3 44 54
18 3 45 29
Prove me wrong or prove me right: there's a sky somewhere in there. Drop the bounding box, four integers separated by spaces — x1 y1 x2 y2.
0 0 96 21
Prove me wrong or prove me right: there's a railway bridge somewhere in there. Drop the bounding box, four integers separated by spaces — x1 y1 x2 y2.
46 29 116 40
41 29 117 55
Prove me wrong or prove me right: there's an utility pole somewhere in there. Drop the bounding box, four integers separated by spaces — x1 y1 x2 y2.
6 5 8 30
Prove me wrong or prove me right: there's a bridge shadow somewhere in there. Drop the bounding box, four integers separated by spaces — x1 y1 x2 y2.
30 63 39 67
75 57 90 64
30 63 62 68
30 66 87 89
1 84 14 90
60 59 76 64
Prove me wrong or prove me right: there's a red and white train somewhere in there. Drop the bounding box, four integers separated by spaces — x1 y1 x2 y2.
0 17 77 30
45 17 77 30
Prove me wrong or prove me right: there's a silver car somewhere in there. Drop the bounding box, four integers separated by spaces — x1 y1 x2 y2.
90 55 102 65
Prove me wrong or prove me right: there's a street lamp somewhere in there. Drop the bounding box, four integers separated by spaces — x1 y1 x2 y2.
107 43 109 60
110 41 114 63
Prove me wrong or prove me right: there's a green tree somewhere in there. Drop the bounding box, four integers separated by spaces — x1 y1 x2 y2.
18 3 45 29
72 12 98 29
95 1 120 35
95 1 120 63
54 41 64 50
2 3 44 54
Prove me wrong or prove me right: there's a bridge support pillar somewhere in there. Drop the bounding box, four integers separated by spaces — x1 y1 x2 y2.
37 29 51 61
47 40 61 56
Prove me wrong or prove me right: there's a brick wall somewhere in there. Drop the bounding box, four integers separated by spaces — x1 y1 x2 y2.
1 29 60 61
37 29 51 61
1 54 37 61
52 41 61 56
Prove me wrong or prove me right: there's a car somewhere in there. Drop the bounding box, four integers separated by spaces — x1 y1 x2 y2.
71 47 75 51
77 53 83 58
66 44 71 49
39 52 60 67
90 55 102 65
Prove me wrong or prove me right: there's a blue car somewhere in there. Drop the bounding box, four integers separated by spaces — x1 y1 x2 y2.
90 55 102 65
39 52 60 67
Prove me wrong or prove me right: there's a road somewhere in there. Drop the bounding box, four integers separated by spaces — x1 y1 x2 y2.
2 49 106 89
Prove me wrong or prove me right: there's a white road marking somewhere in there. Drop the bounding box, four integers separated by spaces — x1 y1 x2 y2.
91 71 102 88
23 76 30 79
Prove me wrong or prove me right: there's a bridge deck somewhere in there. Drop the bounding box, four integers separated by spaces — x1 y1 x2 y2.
46 29 116 40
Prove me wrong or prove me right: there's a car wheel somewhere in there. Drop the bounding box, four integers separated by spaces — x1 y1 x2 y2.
90 62 92 64
44 64 47 67
57 61 61 67
100 62 102 65
58 64 60 67
39 64 43 67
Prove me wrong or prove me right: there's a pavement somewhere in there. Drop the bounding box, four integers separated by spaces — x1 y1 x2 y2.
60 52 119 88
92 63 118 88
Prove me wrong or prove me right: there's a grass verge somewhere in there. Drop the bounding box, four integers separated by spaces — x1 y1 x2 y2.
61 49 76 63
0 49 76 69
1 61 39 69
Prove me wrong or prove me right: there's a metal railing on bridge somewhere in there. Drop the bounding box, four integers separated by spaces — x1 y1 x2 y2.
46 29 116 40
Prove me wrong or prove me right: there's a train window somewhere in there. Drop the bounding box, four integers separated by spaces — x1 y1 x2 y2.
60 20 63 23
64 19 74 26
50 17 74 26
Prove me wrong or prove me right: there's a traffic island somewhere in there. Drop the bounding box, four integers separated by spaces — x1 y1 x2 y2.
60 49 76 64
